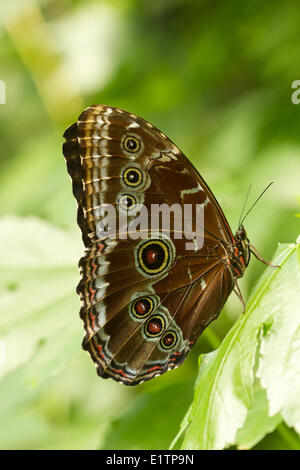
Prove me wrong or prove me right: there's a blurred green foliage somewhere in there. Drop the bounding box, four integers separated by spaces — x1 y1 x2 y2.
0 0 299 450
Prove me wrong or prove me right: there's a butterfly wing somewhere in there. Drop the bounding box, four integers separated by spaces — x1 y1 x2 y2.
63 105 235 385
84 260 233 385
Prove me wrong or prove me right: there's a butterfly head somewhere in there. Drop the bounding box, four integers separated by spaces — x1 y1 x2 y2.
231 225 251 278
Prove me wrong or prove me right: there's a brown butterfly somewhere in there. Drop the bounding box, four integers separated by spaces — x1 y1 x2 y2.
62 105 272 386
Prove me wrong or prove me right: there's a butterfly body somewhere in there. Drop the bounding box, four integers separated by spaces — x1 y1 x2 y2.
228 226 251 279
63 105 252 386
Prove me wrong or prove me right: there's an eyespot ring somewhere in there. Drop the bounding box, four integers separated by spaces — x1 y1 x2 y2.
136 239 171 276
144 314 165 338
131 297 154 319
123 167 143 187
118 194 136 211
122 135 141 153
160 330 178 350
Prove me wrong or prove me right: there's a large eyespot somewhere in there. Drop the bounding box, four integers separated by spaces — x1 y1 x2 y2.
131 297 154 319
136 238 174 276
123 167 143 187
118 194 136 211
122 135 141 153
160 330 178 350
144 315 165 338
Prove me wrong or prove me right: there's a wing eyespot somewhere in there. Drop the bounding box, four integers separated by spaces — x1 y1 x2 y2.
136 240 169 276
123 167 144 187
131 297 154 319
118 194 136 211
122 135 141 153
160 330 178 350
144 314 165 338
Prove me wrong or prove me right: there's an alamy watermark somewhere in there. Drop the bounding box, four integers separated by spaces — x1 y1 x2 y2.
291 80 300 104
95 203 205 251
0 80 6 104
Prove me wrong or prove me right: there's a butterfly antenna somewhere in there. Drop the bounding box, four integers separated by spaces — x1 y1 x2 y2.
240 182 274 227
238 184 252 229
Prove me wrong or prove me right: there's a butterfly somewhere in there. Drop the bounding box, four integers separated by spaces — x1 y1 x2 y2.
62 105 271 386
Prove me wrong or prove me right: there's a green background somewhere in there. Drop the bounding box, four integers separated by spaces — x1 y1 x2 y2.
0 0 299 449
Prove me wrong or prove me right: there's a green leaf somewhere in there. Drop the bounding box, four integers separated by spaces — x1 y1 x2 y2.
257 237 300 434
235 386 281 449
179 238 300 450
0 216 82 384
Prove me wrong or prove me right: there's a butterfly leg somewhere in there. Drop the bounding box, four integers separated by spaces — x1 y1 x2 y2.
233 280 246 313
249 244 280 269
